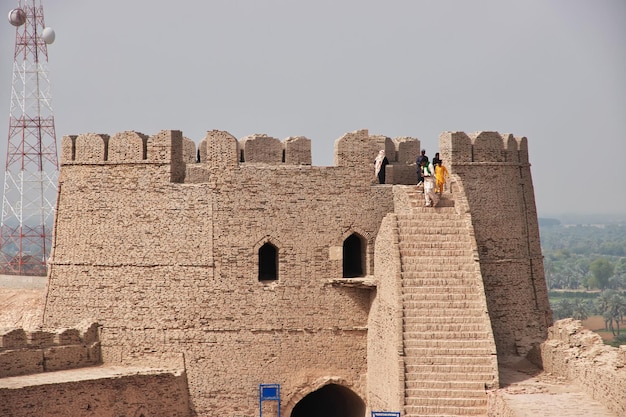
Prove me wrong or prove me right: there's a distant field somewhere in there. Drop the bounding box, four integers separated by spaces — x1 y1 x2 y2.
582 315 615 342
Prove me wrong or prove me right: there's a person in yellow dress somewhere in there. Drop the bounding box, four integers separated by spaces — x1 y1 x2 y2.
434 159 449 194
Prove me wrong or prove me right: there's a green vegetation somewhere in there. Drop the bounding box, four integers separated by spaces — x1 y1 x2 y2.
540 219 626 346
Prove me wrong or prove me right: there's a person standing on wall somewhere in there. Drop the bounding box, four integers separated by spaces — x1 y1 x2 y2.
435 159 449 194
432 152 441 167
421 158 438 207
416 149 428 187
374 149 390 184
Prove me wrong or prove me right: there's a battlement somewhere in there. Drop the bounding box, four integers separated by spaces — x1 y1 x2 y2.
439 131 529 168
0 322 101 377
62 131 182 164
62 129 531 179
63 128 422 169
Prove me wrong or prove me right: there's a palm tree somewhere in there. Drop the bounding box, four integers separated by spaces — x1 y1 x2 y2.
597 291 626 336
571 298 590 321
607 293 626 336
595 290 616 330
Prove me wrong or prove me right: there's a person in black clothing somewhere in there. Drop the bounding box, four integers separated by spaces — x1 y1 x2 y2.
432 152 441 167
416 149 428 186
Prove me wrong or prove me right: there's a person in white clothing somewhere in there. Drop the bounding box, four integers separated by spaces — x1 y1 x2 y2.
420 159 438 207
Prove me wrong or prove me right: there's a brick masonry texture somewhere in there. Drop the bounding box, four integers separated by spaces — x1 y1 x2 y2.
531 318 626 417
21 127 594 416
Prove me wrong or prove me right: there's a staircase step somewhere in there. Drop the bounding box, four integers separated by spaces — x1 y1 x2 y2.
401 264 477 272
405 372 496 383
404 347 496 357
403 316 491 325
398 227 468 235
404 340 493 349
405 388 487 399
406 363 495 373
402 292 481 301
401 258 475 265
403 301 486 320
401 277 479 286
401 323 488 332
400 300 485 309
400 251 473 259
403 331 492 340
405 396 486 407
399 237 473 246
404 356 494 366
405 380 488 390
404 404 486 416
401 285 479 293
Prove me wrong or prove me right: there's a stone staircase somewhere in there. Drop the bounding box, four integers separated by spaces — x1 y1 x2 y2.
397 188 498 417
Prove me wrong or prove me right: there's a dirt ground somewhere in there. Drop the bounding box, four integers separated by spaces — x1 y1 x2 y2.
0 287 45 329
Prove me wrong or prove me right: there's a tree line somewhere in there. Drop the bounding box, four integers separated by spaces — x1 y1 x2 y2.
540 220 626 345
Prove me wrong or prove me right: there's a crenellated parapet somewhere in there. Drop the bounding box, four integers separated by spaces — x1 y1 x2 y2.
0 322 101 378
333 129 420 168
393 136 421 165
62 130 186 183
62 130 187 164
62 128 422 179
438 131 529 170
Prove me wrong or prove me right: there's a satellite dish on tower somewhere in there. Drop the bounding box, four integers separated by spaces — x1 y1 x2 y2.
42 27 55 44
8 8 26 26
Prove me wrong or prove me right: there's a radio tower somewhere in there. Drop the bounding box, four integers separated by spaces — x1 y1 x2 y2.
1 1 58 276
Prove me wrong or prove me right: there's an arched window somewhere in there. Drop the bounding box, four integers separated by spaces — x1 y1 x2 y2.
259 242 278 281
343 233 364 278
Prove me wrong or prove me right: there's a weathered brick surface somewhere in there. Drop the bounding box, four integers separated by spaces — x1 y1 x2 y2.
43 343 101 372
0 349 43 377
439 131 552 357
534 319 626 417
0 323 102 377
39 128 553 415
0 366 190 417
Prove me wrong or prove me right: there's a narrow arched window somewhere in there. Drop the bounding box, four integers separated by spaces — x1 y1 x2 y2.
258 243 278 281
343 233 364 278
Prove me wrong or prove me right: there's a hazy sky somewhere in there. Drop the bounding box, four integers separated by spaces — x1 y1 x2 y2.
1 0 625 216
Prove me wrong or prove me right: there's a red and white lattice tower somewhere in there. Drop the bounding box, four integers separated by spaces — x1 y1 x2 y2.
1 1 58 276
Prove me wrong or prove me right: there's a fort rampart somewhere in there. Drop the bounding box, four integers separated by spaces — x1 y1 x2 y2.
533 318 626 416
439 131 550 356
0 321 100 377
41 128 551 415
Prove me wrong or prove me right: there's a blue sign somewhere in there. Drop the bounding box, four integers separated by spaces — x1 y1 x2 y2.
259 384 281 417
259 384 280 400
372 412 400 417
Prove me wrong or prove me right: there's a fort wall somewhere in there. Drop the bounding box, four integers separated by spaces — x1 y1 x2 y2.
43 127 550 414
47 129 411 415
367 213 404 411
439 131 551 356
0 367 191 417
532 318 626 417
0 322 100 377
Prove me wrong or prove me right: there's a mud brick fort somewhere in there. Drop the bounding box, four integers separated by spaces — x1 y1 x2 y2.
1 129 624 416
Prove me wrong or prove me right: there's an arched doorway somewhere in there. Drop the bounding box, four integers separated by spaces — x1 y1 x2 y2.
290 383 365 417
